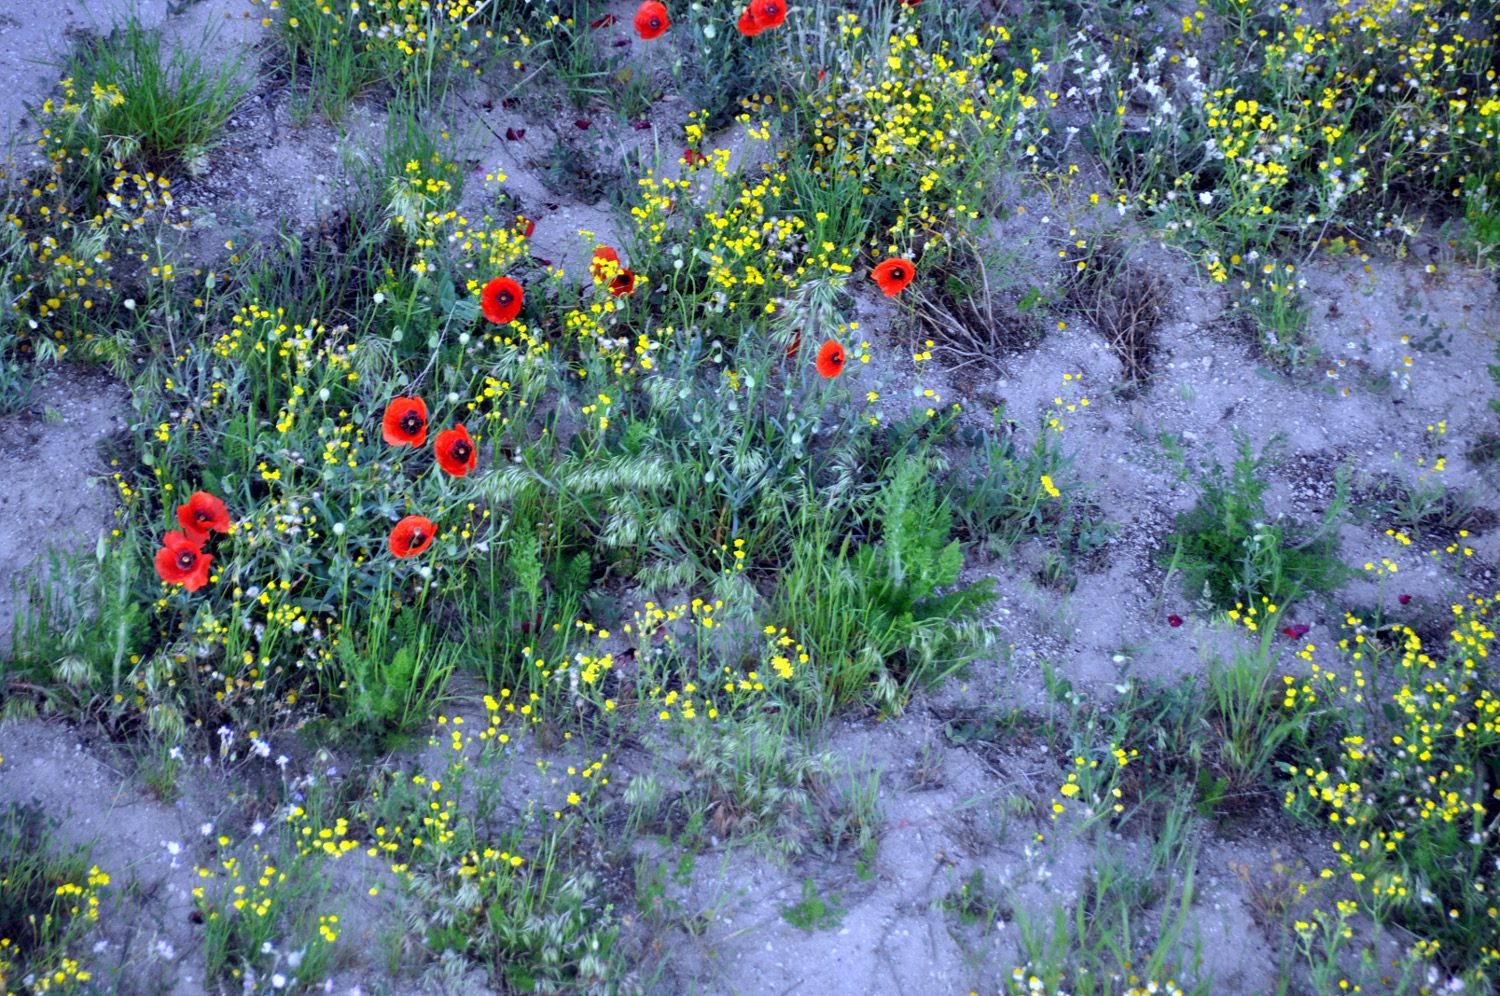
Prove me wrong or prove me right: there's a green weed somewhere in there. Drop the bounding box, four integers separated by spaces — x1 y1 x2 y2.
1161 433 1347 610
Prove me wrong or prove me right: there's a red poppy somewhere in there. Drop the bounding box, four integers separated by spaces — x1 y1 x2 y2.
591 246 621 282
481 276 523 325
1167 614 1183 628
682 149 704 165
609 269 636 296
1397 593 1412 605
785 329 802 358
390 515 436 558
176 491 230 545
519 217 535 238
434 424 478 477
816 340 846 379
872 257 916 297
155 531 213 591
382 396 429 448
634 1 670 39
745 0 786 30
1282 623 1310 639
736 7 764 35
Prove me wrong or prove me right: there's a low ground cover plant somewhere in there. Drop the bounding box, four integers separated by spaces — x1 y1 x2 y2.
0 0 1497 991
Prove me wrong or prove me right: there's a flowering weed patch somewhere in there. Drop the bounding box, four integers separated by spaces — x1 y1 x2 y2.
1 0 1498 990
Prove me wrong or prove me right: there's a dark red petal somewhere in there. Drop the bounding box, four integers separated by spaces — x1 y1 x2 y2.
1167 615 1183 628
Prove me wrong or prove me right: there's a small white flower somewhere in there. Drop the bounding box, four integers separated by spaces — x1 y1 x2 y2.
154 939 176 960
1198 191 1213 205
200 822 214 836
272 973 287 989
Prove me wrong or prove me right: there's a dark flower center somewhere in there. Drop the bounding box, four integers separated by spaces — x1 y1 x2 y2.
400 410 423 435
193 509 213 524
176 549 197 571
451 440 473 462
495 289 513 306
648 15 661 28
830 349 844 365
890 267 905 280
409 529 427 550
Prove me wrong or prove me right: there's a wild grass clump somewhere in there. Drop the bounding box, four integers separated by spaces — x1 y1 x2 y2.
1162 433 1348 611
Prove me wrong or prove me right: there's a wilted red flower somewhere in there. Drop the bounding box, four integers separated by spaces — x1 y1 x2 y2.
1167 614 1183 628
382 396 428 448
435 424 478 477
155 531 212 591
682 149 704 165
634 1 670 39
390 515 436 558
872 257 916 297
519 217 535 238
589 12 617 27
785 329 803 358
481 276 523 325
1282 623 1310 639
1397 593 1412 605
610 269 637 296
736 7 764 35
591 246 621 282
176 491 230 545
816 340 846 379
745 0 786 29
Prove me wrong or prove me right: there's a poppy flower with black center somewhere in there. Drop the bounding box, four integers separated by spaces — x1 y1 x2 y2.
382 396 428 448
435 424 478 478
736 7 764 35
816 339 846 379
609 269 636 296
176 491 230 545
1282 623 1310 639
481 276 523 325
155 531 213 591
872 257 916 297
634 1 669 39
745 0 786 30
590 246 621 283
1167 614 1183 628
390 515 436 559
